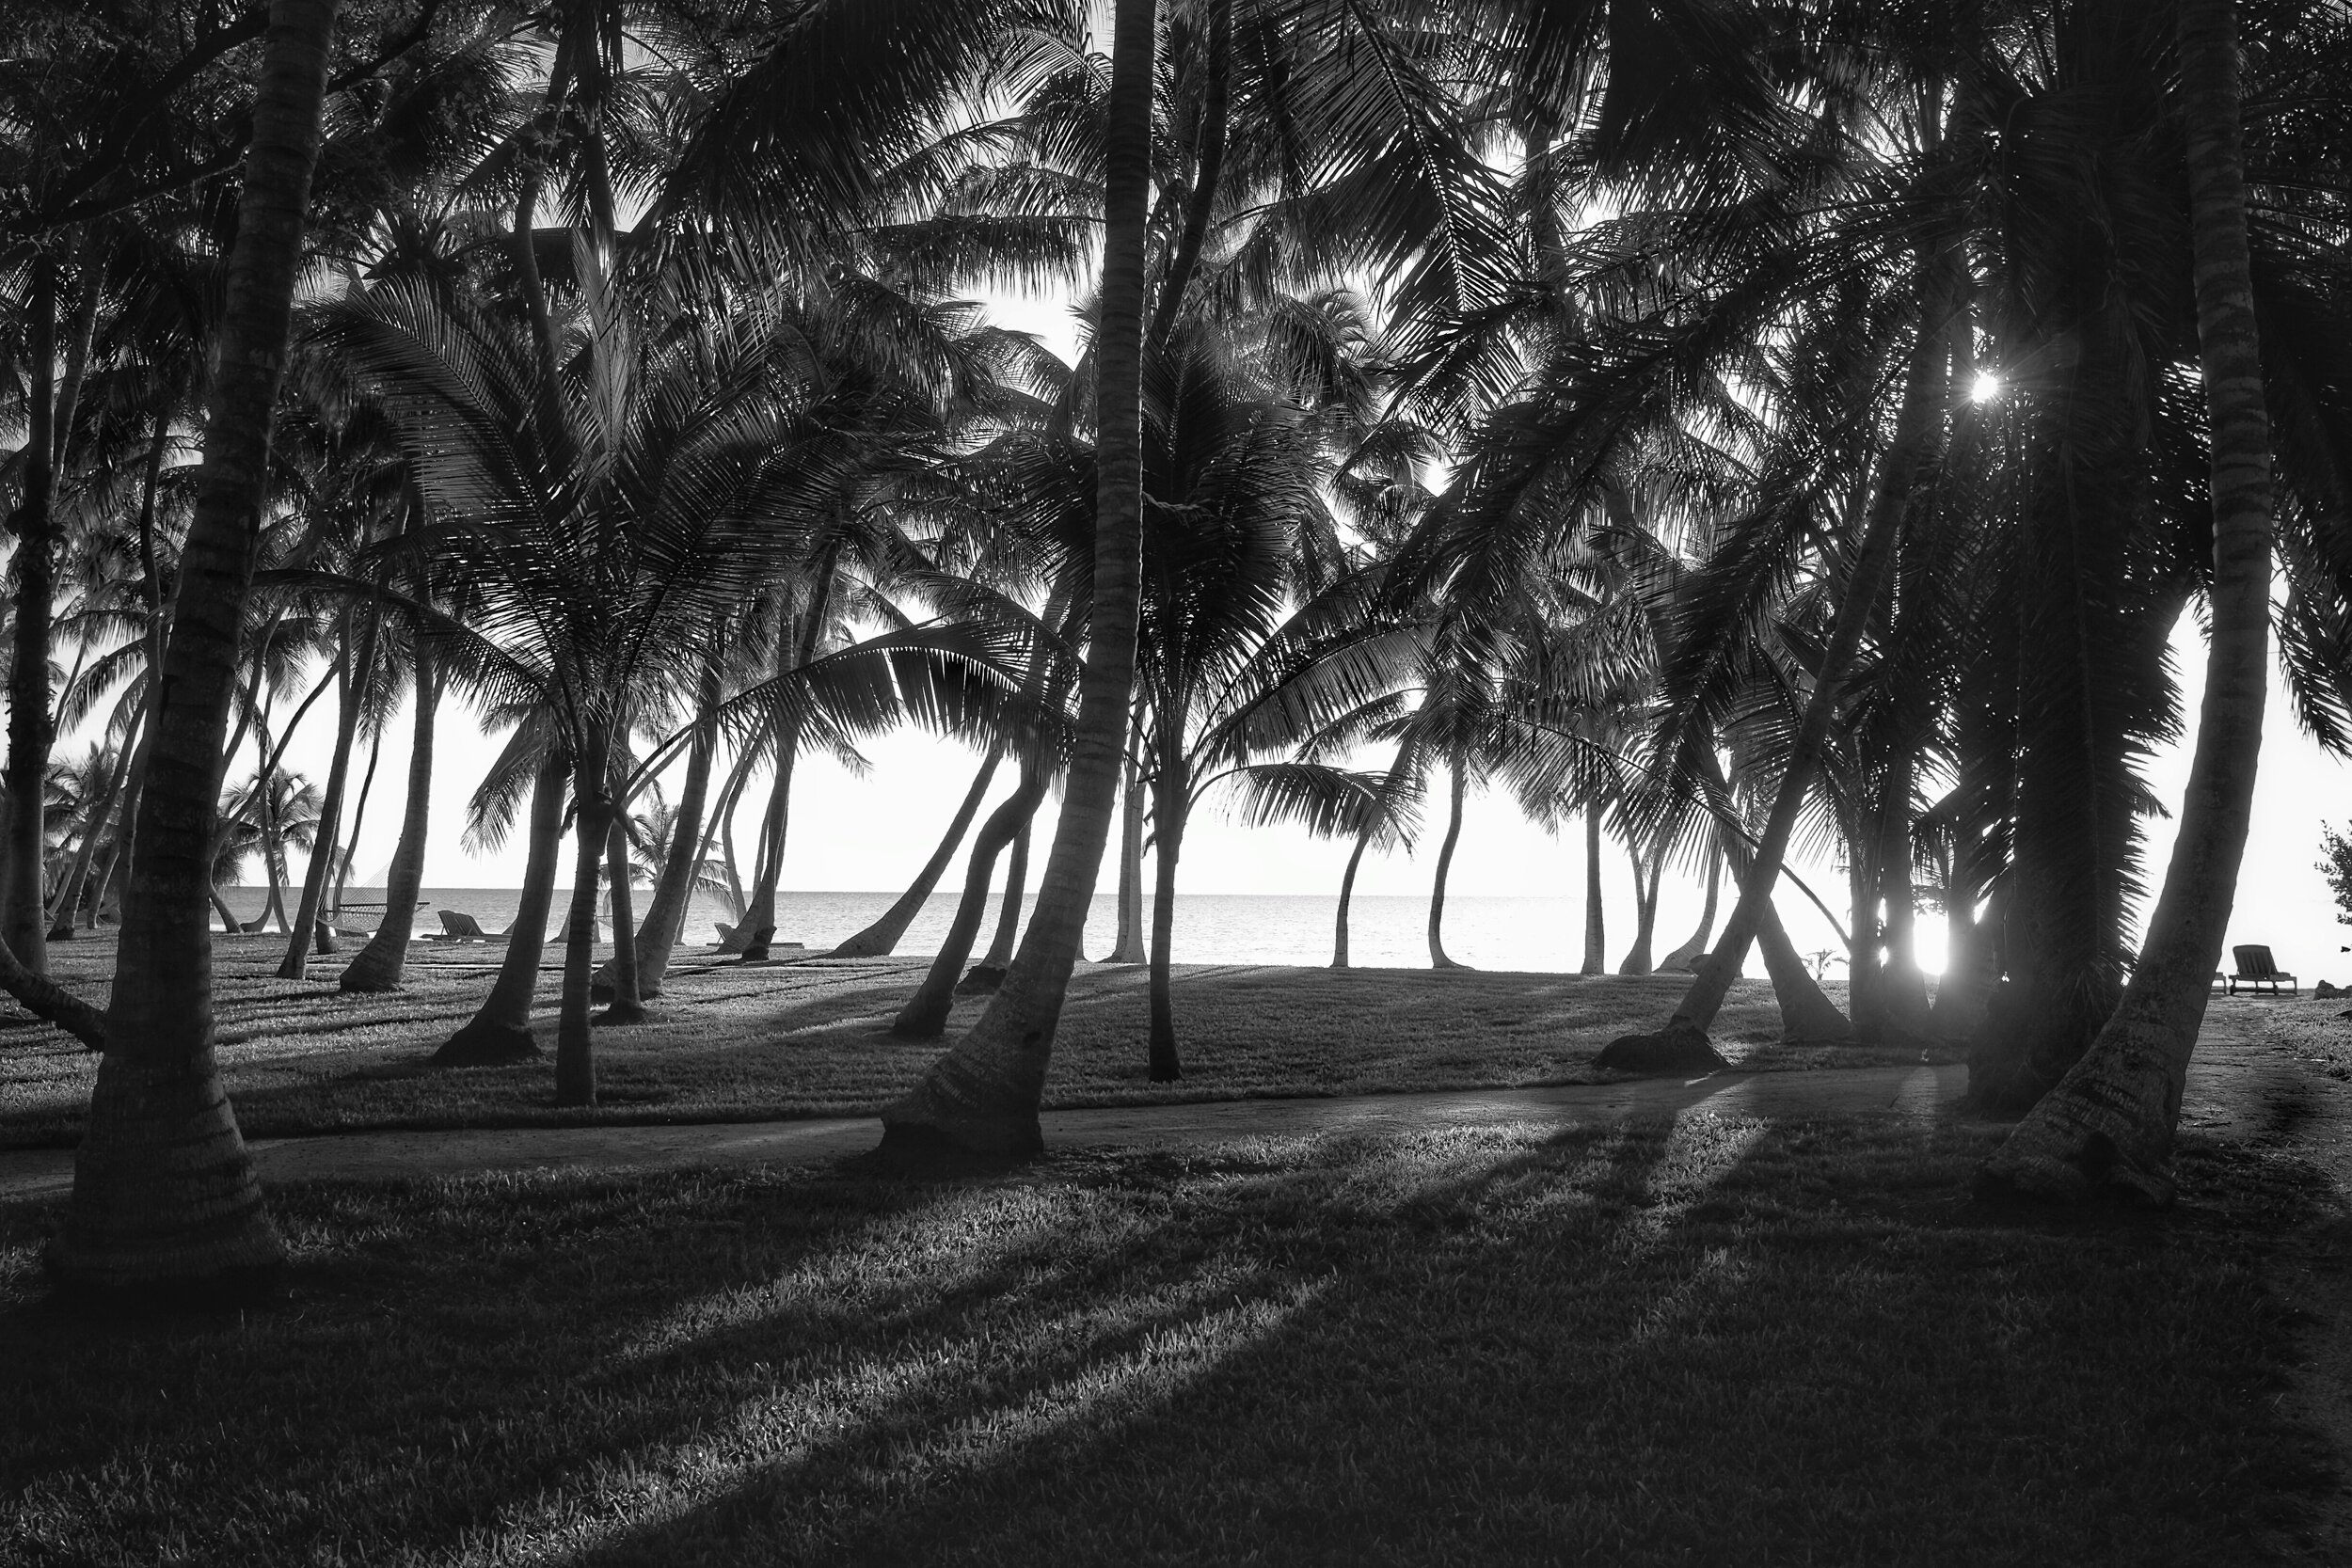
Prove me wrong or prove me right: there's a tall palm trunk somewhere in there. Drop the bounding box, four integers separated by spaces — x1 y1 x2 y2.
278 611 373 976
892 768 1046 1038
437 751 565 1065
53 0 338 1295
1146 734 1188 1081
2 256 59 974
1633 273 1945 1055
633 664 723 990
339 641 434 991
1104 739 1148 963
739 740 798 958
1579 802 1606 974
49 702 144 940
1660 842 1723 973
1427 757 1469 969
599 813 644 1023
830 749 1000 958
882 0 1158 1156
1332 831 1371 969
1618 837 1663 974
977 818 1030 973
556 772 612 1108
1979 0 2273 1205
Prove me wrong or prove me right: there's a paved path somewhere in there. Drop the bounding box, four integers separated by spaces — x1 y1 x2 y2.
0 1064 1966 1202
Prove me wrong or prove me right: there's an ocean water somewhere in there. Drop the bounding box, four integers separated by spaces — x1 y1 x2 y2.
217 887 1599 973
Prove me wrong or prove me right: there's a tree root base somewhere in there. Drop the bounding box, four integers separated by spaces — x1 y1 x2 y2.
432 1020 540 1068
872 1114 1043 1170
955 964 1007 995
1595 1021 1729 1075
593 1002 647 1027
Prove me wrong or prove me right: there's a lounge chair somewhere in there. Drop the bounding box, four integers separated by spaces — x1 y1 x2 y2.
435 910 509 943
2224 944 2298 996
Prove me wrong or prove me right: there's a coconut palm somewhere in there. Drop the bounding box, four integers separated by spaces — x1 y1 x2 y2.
53 0 342 1296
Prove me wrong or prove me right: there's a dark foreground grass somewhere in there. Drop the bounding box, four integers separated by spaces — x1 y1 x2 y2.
0 938 1926 1148
2 1114 2330 1566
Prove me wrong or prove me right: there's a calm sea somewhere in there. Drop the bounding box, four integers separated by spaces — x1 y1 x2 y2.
217 887 1596 972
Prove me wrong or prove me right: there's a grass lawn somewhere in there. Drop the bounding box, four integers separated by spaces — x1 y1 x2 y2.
1 1113 2330 1566
0 935 1928 1148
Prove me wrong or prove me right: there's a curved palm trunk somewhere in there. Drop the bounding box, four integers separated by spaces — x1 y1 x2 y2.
1579 802 1606 974
278 612 373 976
1618 837 1663 975
1979 0 2273 1205
555 790 612 1108
1756 895 1854 1043
881 0 1157 1157
1637 275 1942 1054
738 740 797 960
1660 843 1724 973
1874 755 1931 1035
1104 752 1148 962
977 817 1030 973
632 677 723 993
1428 758 1469 969
437 752 565 1065
339 647 435 991
598 816 645 1023
53 0 337 1295
1332 831 1371 969
1146 744 1187 1081
892 770 1045 1038
2 257 59 974
50 704 144 941
831 749 1000 958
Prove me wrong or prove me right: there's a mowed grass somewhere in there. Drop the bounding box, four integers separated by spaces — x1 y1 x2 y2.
0 1115 2329 1566
0 933 1919 1148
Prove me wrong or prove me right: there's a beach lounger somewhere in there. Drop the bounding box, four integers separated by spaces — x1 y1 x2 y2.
2224 944 2297 996
435 910 508 942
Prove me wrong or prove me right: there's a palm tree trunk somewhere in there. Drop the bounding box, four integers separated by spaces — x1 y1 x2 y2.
881 0 1157 1157
1755 895 1854 1043
49 702 144 941
1642 276 1944 1051
1332 831 1371 969
1103 752 1149 963
632 664 723 991
830 749 1000 958
1579 801 1606 974
278 611 372 976
53 0 338 1296
892 768 1046 1038
1618 837 1663 974
2 255 59 974
1428 757 1469 969
437 751 565 1065
1660 842 1723 973
1146 739 1187 1081
555 770 612 1108
598 813 644 1023
330 719 383 927
1979 0 2274 1205
739 737 797 959
977 818 1030 973
338 642 434 991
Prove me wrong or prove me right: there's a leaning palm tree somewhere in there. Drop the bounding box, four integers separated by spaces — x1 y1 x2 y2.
52 0 342 1295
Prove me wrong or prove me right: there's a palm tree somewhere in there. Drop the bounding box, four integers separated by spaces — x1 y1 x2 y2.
1978 0 2278 1205
882 0 1158 1154
52 0 341 1296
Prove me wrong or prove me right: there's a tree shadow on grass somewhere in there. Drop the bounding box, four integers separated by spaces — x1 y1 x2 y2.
0 1118 2332 1568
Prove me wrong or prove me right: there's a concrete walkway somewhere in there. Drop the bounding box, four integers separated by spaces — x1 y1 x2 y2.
0 1063 1966 1202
